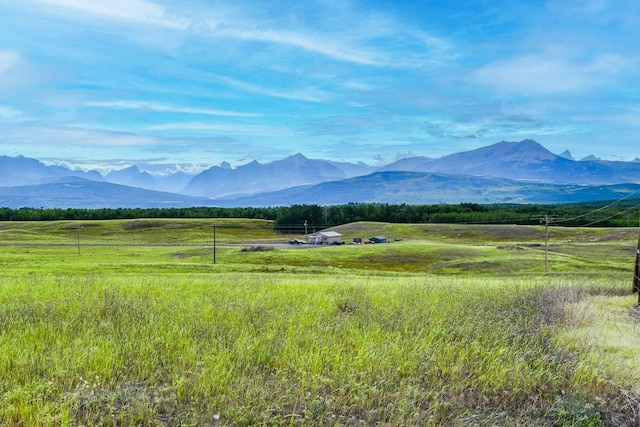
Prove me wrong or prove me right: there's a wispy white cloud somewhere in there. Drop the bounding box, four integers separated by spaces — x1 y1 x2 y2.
1 124 248 170
145 122 294 137
43 156 223 176
216 75 330 103
473 52 628 95
546 0 610 17
230 25 450 69
0 105 28 121
0 50 22 74
30 0 187 28
212 25 382 66
2 125 160 147
0 49 64 95
178 1 452 69
86 100 262 118
342 79 382 92
568 105 640 128
25 0 451 70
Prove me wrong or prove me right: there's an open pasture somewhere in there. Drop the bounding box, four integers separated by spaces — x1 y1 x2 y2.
0 218 639 425
0 218 637 276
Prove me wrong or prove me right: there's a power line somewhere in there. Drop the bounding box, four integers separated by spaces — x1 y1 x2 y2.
579 201 640 228
555 188 640 225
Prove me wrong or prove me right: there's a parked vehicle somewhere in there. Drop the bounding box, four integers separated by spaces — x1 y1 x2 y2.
289 239 307 245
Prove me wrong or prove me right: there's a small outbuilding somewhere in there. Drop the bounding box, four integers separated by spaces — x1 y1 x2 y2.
312 231 343 245
369 236 388 244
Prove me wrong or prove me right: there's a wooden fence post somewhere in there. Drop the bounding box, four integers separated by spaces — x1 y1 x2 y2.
634 236 639 305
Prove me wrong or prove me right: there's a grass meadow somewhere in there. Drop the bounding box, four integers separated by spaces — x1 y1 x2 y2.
0 218 639 426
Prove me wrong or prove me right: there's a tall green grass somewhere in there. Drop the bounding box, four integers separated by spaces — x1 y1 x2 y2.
1 220 638 425
0 273 633 425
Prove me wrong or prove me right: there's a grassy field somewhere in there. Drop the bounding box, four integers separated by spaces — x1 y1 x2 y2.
0 218 639 426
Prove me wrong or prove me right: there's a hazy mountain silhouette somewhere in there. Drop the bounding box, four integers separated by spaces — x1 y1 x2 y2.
2 140 640 208
155 171 193 193
182 153 349 198
378 140 640 184
0 155 104 186
558 150 574 160
375 156 435 172
106 165 157 189
102 165 193 193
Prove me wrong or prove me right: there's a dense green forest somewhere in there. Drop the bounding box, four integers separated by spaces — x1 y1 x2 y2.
1 200 639 231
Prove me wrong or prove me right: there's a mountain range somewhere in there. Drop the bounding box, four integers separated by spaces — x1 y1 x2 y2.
0 155 104 187
182 153 375 198
1 140 639 208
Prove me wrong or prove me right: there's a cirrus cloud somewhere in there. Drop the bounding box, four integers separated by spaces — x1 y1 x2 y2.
473 52 629 95
30 0 187 28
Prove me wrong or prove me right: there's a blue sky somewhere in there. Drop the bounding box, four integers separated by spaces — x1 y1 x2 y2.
0 0 638 174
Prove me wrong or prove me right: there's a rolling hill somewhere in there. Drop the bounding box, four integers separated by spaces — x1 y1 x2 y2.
0 177 217 209
214 171 640 207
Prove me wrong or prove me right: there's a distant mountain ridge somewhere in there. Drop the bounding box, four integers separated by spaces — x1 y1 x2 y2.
378 140 640 184
0 155 104 187
0 153 375 196
106 165 157 189
181 153 358 198
1 140 639 208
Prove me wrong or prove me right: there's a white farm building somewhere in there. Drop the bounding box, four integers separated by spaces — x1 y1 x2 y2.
311 231 343 245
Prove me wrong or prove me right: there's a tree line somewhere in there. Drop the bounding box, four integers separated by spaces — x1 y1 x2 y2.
270 201 640 232
0 201 639 230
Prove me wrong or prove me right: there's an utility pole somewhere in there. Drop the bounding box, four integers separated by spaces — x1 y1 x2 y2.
634 213 640 305
304 220 308 241
544 215 549 273
74 225 82 255
633 236 639 297
214 223 217 264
